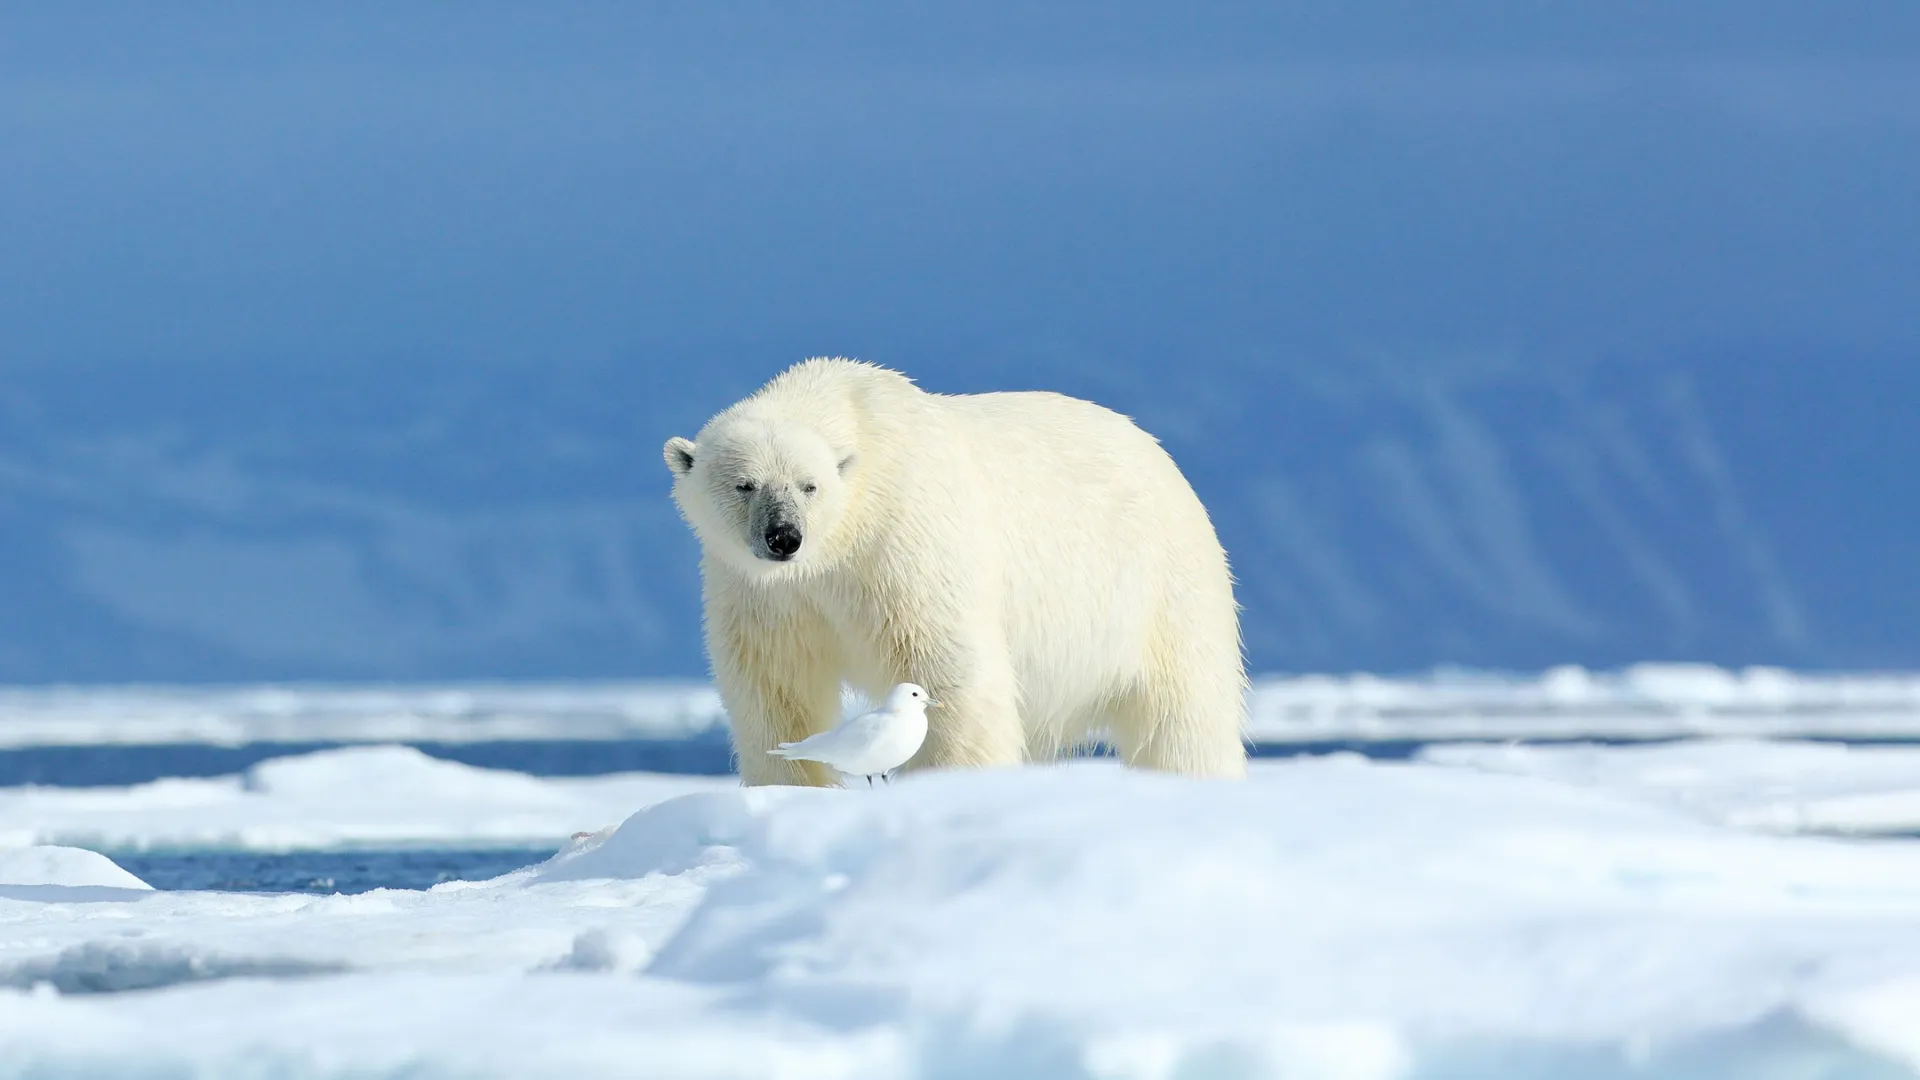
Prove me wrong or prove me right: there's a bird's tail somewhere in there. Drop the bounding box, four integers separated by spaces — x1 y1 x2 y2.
766 743 804 759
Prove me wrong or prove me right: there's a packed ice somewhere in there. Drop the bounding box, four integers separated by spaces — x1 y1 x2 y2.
11 665 1920 748
0 745 732 851
6 670 1920 1077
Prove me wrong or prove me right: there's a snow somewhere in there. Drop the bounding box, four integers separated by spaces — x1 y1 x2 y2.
0 745 734 851
1424 738 1920 835
6 757 1920 1077
0 681 726 747
11 666 1920 749
0 847 152 904
1249 663 1920 742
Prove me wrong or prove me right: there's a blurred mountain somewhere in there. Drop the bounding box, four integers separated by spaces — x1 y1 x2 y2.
1 349 1914 681
0 4 1915 679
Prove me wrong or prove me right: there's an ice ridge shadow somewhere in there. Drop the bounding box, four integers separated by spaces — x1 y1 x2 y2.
0 941 348 995
902 1008 1918 1080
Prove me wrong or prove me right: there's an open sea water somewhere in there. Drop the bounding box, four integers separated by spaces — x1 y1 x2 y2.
0 737 1318 894
19 735 1917 894
110 848 560 895
0 733 1790 789
3 739 730 894
0 736 739 787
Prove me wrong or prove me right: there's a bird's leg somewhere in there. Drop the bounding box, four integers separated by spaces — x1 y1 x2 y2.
865 774 874 789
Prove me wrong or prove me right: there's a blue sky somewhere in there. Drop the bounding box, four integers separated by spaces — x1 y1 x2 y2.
6 5 1915 375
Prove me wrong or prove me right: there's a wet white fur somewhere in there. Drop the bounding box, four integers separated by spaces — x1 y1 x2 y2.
665 357 1247 787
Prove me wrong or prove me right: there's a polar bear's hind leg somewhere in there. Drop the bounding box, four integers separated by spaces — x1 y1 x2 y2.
1106 630 1248 779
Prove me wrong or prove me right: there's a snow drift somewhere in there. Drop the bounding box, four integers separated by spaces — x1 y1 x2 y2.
6 756 1920 1077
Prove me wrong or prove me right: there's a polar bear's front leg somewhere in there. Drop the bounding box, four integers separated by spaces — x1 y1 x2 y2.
720 667 845 787
895 622 1027 773
708 595 845 788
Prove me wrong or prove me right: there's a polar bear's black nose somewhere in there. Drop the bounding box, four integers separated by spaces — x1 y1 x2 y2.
765 522 802 560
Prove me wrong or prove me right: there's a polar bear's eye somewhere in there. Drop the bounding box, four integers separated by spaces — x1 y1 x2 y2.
735 481 756 493
801 482 818 494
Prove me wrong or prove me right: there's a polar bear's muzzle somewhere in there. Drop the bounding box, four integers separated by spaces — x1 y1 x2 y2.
750 498 805 562
763 520 803 561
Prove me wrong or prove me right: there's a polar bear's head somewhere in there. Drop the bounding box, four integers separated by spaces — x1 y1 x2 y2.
663 417 858 578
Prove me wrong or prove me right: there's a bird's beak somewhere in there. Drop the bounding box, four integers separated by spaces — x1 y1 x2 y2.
926 699 944 709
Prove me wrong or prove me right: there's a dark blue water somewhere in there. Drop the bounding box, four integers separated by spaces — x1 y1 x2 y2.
114 848 557 895
9 734 1914 789
28 735 1920 895
0 737 1447 788
10 740 712 895
0 737 738 787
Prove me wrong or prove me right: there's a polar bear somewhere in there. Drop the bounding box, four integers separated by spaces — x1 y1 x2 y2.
663 358 1247 785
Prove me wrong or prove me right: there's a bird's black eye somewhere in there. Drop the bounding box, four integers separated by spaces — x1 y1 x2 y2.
802 482 818 494
735 481 755 493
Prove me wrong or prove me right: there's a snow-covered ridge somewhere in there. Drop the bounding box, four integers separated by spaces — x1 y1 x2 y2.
0 681 725 748
7 666 1920 748
6 760 1920 1077
0 746 734 852
1251 663 1920 742
13 737 1920 853
0 847 150 891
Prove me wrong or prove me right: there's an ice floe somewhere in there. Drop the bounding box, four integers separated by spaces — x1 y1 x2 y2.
4 758 1920 1077
0 745 733 851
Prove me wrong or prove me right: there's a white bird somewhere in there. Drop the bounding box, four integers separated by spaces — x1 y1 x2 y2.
768 682 941 787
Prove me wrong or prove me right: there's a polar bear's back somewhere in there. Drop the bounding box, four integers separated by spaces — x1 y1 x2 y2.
946 389 1216 548
950 387 1218 529
935 388 1236 729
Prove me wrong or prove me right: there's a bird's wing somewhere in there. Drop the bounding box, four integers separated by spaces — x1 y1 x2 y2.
866 712 928 765
768 709 887 760
768 732 834 758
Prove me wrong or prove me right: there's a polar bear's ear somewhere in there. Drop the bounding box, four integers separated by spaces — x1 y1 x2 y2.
664 437 697 478
837 452 857 476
